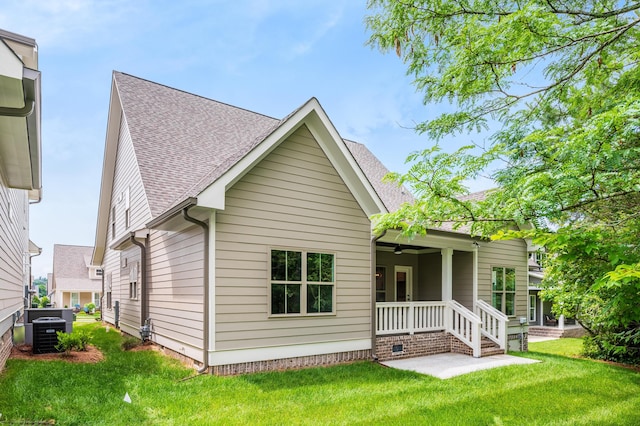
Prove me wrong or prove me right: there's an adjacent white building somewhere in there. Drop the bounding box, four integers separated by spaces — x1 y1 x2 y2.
0 28 42 371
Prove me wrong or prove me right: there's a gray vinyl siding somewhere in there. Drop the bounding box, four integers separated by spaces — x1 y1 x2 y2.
215 125 372 351
0 174 29 340
452 250 473 309
418 252 442 301
147 226 204 359
478 238 529 324
376 251 420 302
117 247 141 336
101 116 151 329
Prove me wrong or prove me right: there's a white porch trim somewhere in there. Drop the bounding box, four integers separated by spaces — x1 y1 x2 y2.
441 248 453 301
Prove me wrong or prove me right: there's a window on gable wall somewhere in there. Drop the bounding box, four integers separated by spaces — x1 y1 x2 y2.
270 249 335 316
111 206 116 239
129 262 138 300
124 187 130 229
492 267 516 316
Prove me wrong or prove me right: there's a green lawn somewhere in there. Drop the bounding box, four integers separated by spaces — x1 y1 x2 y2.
73 312 101 324
1 324 638 425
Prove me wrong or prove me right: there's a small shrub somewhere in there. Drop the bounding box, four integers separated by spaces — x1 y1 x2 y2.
55 329 92 354
55 331 81 355
75 329 91 351
38 296 50 308
121 336 141 350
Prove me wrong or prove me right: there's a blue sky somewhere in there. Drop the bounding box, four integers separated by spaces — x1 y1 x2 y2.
1 0 490 278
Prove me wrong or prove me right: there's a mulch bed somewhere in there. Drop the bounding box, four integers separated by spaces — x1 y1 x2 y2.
10 344 104 363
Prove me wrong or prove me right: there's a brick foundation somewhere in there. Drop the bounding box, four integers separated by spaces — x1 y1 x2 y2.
210 349 372 376
375 331 475 361
1 328 13 372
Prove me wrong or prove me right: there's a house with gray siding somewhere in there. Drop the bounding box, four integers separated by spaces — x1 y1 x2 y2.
0 29 42 371
92 72 529 375
51 244 102 310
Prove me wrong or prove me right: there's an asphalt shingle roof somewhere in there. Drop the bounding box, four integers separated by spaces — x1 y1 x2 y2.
114 72 410 218
52 244 100 291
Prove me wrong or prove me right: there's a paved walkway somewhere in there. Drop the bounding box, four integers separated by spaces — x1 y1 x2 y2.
381 353 540 379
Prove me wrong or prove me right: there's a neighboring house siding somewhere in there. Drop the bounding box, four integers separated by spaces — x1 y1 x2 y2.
0 175 29 369
478 239 529 324
101 115 151 328
215 125 372 351
147 226 204 362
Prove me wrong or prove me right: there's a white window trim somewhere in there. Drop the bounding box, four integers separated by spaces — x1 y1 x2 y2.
491 266 517 317
268 247 336 317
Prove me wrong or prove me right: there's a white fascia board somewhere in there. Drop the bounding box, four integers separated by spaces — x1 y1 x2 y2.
92 78 122 266
379 229 478 252
197 98 386 216
208 339 371 366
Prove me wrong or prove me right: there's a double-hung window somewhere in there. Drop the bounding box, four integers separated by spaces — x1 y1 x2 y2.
270 249 335 316
492 267 516 316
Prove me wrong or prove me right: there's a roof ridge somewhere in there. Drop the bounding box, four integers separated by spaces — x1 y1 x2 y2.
113 71 280 122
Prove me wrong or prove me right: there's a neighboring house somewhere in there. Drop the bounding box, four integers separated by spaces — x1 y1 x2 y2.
92 72 529 375
0 29 42 371
527 250 585 338
51 244 102 310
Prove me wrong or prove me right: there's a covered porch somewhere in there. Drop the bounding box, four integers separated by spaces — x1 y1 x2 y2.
374 231 508 360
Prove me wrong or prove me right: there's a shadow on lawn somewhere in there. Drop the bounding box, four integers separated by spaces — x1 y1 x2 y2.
239 359 430 391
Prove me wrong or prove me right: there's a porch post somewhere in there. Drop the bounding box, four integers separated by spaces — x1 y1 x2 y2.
441 248 453 301
472 245 478 311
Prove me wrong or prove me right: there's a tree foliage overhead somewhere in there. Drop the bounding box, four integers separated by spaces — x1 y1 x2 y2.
366 1 640 363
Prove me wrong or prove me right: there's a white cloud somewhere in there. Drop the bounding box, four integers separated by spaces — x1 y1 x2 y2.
0 0 141 50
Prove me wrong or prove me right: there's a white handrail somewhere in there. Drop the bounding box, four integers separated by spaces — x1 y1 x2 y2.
475 299 508 349
446 300 482 357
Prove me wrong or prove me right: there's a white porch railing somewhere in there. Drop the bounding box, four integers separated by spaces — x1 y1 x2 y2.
376 300 483 357
475 299 508 349
446 300 482 358
376 302 447 335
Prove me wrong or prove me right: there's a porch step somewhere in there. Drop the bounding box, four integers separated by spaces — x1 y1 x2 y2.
480 338 505 357
528 326 564 338
529 326 586 338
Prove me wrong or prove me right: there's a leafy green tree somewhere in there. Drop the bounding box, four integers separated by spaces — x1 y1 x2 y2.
366 0 640 362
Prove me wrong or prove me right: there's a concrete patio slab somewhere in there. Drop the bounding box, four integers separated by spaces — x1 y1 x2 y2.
381 353 540 379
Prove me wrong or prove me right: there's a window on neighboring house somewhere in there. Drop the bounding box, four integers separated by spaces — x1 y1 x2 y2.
111 206 116 239
270 249 335 315
376 267 386 302
106 273 112 309
529 294 536 322
93 292 101 308
71 292 79 308
129 262 138 300
492 266 516 316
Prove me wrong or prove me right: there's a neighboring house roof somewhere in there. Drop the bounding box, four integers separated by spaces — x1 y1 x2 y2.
53 244 100 292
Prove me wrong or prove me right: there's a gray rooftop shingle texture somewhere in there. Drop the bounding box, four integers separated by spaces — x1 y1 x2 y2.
115 72 281 217
344 139 413 212
114 72 409 218
52 244 98 285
